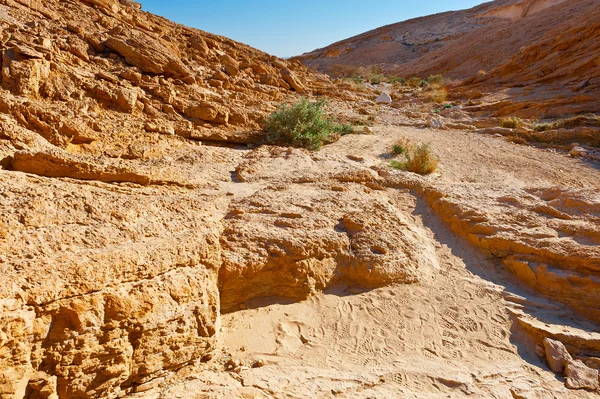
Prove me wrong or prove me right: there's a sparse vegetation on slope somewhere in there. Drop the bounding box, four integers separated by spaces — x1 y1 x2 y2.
264 99 352 150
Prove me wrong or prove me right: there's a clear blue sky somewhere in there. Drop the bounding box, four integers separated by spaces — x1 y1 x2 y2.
140 1 485 58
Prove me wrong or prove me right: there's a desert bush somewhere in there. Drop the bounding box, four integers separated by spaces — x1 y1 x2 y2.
533 123 552 132
264 98 352 151
366 73 387 84
390 141 438 175
427 88 448 104
427 74 444 87
407 77 422 87
338 77 368 92
500 117 522 129
389 77 406 85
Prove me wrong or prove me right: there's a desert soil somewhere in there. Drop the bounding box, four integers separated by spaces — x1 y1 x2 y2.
132 107 600 398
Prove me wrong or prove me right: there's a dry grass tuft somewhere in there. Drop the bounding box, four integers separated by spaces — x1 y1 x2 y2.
500 117 522 129
390 139 438 175
407 77 422 87
427 88 448 104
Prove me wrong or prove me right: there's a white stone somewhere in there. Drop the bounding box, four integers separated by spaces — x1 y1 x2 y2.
375 92 392 104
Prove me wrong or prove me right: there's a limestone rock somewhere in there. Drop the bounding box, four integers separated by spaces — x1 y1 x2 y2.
114 87 139 113
0 0 359 397
1 47 50 96
81 0 120 13
106 33 191 80
219 183 438 312
544 338 572 373
425 184 600 323
190 36 210 54
185 102 229 125
10 150 185 186
565 359 599 390
120 0 141 9
280 68 305 92
570 146 588 157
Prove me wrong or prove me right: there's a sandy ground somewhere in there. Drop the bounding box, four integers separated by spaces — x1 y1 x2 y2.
131 110 600 398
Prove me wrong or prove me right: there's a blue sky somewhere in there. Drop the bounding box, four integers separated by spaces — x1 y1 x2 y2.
140 1 485 58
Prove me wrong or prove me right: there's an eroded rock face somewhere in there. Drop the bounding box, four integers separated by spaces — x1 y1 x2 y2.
0 167 226 397
0 0 599 398
219 184 438 312
424 184 600 323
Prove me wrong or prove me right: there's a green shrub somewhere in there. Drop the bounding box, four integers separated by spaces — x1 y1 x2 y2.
390 142 438 175
264 98 352 150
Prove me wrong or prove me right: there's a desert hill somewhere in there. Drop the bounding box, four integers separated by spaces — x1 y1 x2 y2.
298 0 600 117
0 0 599 398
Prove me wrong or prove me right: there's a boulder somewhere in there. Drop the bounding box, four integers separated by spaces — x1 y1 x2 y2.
280 68 305 92
1 47 50 96
114 87 139 113
544 338 572 373
106 33 191 79
375 92 392 104
565 359 599 390
259 73 279 87
190 36 210 55
119 0 141 9
185 102 229 125
570 146 587 157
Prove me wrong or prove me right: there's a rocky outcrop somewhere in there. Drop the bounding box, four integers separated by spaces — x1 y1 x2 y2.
423 184 600 323
105 32 192 81
219 182 438 312
0 168 225 398
12 150 151 185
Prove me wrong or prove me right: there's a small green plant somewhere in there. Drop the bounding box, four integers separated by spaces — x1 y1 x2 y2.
390 141 438 175
392 137 411 155
264 98 352 150
500 117 522 129
337 123 354 136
